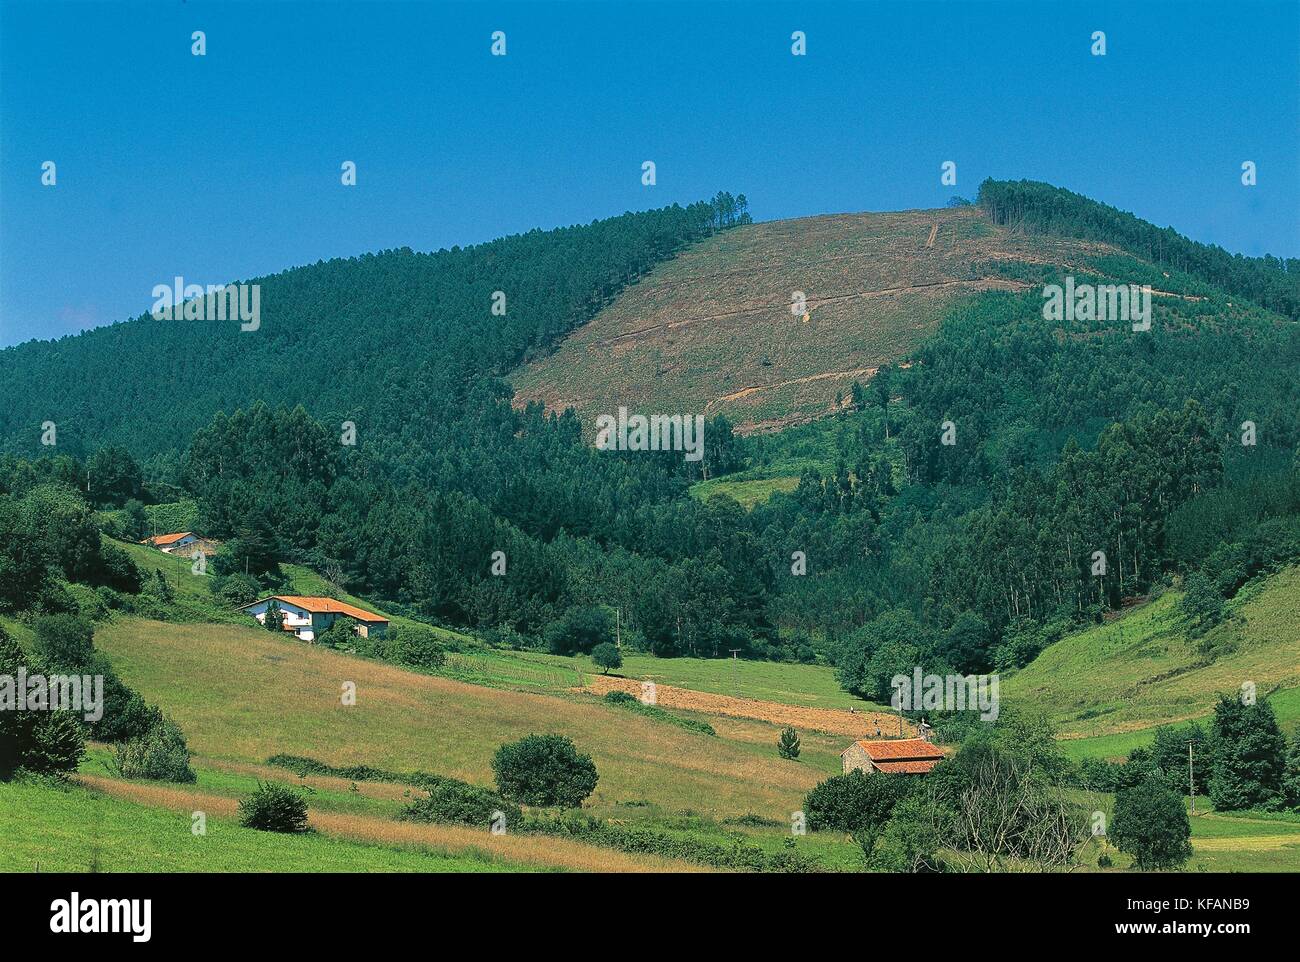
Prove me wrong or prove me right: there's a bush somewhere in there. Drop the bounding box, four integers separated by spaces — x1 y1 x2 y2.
389 624 446 669
210 572 262 608
399 779 521 830
237 782 310 833
0 626 86 780
1179 572 1224 636
868 794 943 872
23 711 87 779
492 734 599 808
31 614 96 669
804 770 907 833
1111 772 1193 870
314 617 357 650
114 716 196 783
590 642 622 674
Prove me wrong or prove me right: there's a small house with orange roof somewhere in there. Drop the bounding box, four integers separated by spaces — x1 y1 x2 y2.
141 531 221 556
841 738 945 775
240 595 389 642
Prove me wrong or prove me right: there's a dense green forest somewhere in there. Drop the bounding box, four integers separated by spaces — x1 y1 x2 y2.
2 182 1298 688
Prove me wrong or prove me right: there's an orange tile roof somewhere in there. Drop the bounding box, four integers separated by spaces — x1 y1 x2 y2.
144 532 194 547
848 738 945 761
261 595 388 623
872 758 943 774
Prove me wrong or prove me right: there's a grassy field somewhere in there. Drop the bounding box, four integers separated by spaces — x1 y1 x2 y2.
689 474 800 509
1004 568 1300 744
92 615 842 823
11 547 1297 872
0 778 526 873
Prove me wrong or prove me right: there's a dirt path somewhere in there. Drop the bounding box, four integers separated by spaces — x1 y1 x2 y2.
76 774 710 873
926 222 938 247
582 675 909 739
600 277 1031 347
707 366 879 409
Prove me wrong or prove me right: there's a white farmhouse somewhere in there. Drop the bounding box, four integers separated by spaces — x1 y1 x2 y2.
240 595 389 643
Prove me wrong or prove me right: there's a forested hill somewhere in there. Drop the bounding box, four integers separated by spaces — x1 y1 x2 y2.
3 182 1298 675
978 179 1300 319
0 193 751 465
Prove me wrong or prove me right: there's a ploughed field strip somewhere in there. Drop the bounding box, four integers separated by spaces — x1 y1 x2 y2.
583 674 909 738
512 206 1118 433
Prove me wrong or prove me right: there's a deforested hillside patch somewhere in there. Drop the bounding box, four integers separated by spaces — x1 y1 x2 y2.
510 205 1122 434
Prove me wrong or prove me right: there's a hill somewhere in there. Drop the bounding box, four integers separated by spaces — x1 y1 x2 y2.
0 196 743 462
1004 565 1300 749
511 204 1122 434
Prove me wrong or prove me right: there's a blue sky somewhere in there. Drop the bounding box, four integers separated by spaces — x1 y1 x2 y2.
2 0 1296 347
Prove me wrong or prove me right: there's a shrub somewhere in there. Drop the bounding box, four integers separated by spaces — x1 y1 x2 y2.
238 782 310 833
868 794 943 872
1179 571 1225 636
31 614 96 669
601 690 715 735
1111 772 1193 870
211 572 261 607
804 770 907 833
314 617 358 650
389 624 446 669
23 711 87 779
492 734 598 808
115 716 196 783
591 642 622 674
399 780 521 830
0 626 85 780
93 542 143 594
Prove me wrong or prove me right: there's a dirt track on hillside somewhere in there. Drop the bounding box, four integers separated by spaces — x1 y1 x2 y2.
76 774 710 873
582 675 910 738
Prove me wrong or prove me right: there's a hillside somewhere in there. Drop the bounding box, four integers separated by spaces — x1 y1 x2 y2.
510 204 1122 434
1004 566 1300 746
0 197 741 461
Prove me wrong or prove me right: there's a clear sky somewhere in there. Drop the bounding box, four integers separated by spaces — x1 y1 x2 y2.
1 0 1296 347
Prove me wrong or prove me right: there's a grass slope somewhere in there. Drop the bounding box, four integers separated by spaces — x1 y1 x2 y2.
1005 566 1300 753
0 779 521 873
92 616 838 821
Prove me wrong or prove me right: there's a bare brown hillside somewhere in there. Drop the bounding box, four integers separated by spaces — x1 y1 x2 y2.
510 205 1116 434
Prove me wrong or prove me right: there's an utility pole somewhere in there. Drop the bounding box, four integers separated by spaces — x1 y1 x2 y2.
728 649 741 697
1189 742 1196 815
615 608 621 650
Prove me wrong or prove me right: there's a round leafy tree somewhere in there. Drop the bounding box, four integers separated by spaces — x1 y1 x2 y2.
1111 772 1193 870
492 734 598 808
804 769 906 833
590 642 622 674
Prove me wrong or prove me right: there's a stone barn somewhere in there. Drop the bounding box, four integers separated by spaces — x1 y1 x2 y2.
841 738 944 775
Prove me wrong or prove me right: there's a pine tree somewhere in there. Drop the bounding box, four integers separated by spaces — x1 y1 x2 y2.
778 726 801 760
1208 694 1286 811
264 600 285 634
